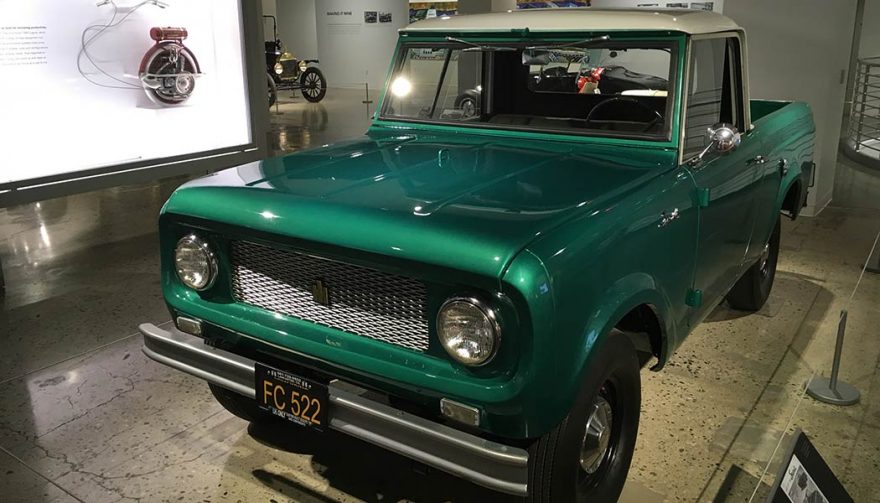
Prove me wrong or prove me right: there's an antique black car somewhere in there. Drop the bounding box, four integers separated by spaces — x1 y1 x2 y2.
265 16 327 106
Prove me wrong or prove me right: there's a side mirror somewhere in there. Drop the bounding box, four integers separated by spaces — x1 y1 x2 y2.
687 123 741 166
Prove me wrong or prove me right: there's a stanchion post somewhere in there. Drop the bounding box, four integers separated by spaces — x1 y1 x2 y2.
867 245 880 274
362 82 373 117
806 310 861 406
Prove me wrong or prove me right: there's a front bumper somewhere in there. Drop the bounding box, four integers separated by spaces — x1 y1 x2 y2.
140 323 529 496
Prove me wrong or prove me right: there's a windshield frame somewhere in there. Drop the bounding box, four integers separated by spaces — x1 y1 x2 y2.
375 33 685 145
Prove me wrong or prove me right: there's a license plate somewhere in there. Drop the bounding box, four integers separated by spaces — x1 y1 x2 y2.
255 363 328 430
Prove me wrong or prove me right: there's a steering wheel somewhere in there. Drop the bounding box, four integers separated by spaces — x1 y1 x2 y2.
585 96 664 132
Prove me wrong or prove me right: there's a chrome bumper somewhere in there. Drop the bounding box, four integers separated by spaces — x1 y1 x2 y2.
139 323 528 496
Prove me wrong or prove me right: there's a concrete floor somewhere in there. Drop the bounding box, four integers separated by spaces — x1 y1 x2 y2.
2 88 879 502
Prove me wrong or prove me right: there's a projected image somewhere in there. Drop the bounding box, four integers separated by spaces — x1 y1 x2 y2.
0 0 252 186
78 1 201 107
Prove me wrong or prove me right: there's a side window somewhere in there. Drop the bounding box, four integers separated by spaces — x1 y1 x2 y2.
683 37 743 157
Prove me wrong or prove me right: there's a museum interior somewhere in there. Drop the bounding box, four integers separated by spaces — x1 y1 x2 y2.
1 1 880 502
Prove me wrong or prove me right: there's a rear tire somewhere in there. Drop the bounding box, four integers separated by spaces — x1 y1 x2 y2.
267 73 278 108
209 383 272 423
726 216 781 311
527 332 640 502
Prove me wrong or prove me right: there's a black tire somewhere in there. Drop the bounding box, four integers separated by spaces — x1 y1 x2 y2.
726 216 781 311
209 383 273 423
300 67 327 102
527 332 640 503
267 73 278 108
454 91 479 118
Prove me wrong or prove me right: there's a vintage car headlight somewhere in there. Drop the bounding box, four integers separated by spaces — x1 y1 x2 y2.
174 234 217 291
437 297 500 366
274 62 283 75
298 60 308 72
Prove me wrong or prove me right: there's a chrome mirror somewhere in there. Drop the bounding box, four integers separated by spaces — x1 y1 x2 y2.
687 123 741 166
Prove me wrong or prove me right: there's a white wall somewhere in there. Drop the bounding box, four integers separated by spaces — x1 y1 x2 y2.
724 1 858 215
262 0 277 39
277 0 319 58
860 0 880 58
315 0 408 89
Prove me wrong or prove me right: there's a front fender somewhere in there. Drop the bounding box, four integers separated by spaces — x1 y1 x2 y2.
560 274 672 416
503 252 672 438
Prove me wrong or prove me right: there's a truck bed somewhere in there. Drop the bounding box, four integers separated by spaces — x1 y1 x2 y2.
751 99 794 122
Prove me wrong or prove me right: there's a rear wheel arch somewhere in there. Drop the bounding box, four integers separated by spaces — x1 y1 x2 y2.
780 179 803 220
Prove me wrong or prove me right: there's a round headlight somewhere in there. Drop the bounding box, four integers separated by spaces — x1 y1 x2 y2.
437 297 500 366
175 235 217 291
298 60 308 72
274 62 283 75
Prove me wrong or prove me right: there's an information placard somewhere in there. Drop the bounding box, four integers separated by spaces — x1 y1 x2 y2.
768 429 853 503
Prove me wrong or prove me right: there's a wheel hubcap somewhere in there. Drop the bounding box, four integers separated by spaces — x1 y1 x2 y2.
461 99 476 117
580 394 613 474
759 243 771 278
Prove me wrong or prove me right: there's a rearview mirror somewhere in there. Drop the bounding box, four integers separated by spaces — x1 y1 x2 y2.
688 123 741 166
522 49 552 66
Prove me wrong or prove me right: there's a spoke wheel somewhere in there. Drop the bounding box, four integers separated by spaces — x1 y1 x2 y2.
267 73 278 108
300 67 327 102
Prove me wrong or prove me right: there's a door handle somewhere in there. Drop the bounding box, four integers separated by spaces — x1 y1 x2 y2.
658 208 680 228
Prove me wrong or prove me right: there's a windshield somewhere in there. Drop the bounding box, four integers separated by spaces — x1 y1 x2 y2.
380 38 678 140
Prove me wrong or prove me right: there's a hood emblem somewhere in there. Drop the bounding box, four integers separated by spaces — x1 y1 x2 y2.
312 279 331 306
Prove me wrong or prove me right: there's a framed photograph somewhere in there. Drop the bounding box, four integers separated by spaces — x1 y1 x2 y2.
690 2 715 10
665 2 689 7
379 11 392 23
364 11 377 24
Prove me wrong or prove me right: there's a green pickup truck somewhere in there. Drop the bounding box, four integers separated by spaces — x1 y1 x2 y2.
141 8 814 502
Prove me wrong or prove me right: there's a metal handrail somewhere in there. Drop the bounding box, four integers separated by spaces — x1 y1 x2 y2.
846 57 880 160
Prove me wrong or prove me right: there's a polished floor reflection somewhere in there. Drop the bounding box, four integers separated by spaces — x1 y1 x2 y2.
1 90 880 502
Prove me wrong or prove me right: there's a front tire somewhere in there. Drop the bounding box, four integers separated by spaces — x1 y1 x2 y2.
300 67 326 102
726 216 781 311
527 332 640 502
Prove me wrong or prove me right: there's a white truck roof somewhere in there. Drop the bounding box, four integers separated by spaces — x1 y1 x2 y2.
404 8 741 35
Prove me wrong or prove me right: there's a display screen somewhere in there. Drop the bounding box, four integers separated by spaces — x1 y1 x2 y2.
0 0 252 186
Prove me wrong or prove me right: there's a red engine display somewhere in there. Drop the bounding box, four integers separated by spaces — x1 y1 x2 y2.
150 27 188 42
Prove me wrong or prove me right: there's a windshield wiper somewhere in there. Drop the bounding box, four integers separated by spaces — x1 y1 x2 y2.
525 35 611 50
445 36 517 52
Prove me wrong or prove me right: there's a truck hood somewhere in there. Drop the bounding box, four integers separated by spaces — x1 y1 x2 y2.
163 130 676 279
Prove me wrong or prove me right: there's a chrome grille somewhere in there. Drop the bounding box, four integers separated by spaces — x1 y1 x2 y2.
230 241 429 352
